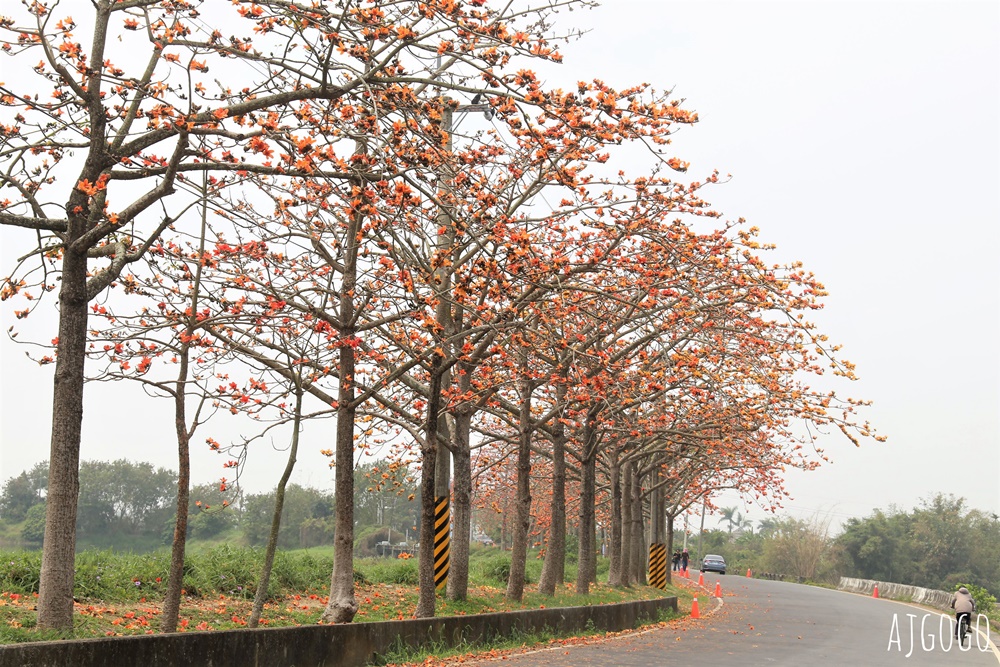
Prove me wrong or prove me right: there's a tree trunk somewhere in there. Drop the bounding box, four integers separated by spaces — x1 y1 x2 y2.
621 461 633 586
629 468 646 586
665 510 676 586
506 366 533 601
433 391 451 595
320 329 360 623
647 468 667 587
35 4 117 629
427 104 456 602
161 174 210 633
651 469 664 543
538 380 567 595
575 414 597 595
607 449 623 587
36 237 88 630
415 360 444 618
447 408 472 601
160 331 194 633
320 164 365 624
576 454 596 593
249 386 303 627
160 388 191 633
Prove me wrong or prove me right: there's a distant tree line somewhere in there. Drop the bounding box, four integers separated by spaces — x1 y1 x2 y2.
836 494 1000 595
0 459 419 553
675 494 999 604
7 458 996 604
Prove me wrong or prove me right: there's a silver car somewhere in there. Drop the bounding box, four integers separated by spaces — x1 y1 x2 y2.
701 554 726 574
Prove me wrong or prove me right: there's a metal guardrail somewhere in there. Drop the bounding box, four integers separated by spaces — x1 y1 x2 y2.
373 543 416 558
838 577 954 609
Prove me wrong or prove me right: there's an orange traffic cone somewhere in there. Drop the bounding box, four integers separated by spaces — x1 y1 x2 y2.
746 568 752 578
715 581 722 597
697 571 704 586
691 597 700 619
873 584 879 599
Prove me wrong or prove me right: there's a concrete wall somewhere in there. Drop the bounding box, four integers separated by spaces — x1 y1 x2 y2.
0 596 676 667
838 577 953 609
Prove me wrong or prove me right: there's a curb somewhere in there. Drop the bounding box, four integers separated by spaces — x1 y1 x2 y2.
674 577 725 619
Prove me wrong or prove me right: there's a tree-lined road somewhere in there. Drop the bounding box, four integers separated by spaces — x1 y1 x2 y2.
471 578 1000 666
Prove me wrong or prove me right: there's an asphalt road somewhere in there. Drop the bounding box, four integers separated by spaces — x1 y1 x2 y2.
468 576 1000 666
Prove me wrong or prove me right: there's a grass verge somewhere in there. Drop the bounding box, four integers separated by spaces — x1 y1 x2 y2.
1 546 681 645
370 605 683 667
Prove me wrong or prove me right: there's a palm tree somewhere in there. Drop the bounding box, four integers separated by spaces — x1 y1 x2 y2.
718 506 739 535
757 517 780 538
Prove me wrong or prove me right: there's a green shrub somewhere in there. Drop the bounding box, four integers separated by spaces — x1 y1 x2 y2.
182 543 263 599
472 553 521 585
564 534 579 564
1 550 42 594
20 505 45 546
354 525 391 558
525 553 545 582
272 550 331 591
0 546 348 601
73 549 170 601
357 557 418 585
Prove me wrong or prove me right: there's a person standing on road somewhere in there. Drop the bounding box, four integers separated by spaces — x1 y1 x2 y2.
672 550 681 571
680 549 689 572
950 586 976 639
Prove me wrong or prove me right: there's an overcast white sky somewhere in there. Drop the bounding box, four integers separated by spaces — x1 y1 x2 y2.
1 0 998 534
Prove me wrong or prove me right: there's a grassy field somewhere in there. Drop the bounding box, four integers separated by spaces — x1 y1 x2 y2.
0 545 687 647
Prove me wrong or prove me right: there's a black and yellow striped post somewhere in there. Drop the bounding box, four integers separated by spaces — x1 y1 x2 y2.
648 543 667 589
433 496 450 591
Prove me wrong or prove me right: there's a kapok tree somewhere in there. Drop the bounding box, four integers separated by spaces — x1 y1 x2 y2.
609 220 885 585
0 0 605 628
513 208 732 594
344 71 706 609
484 194 884 594
178 1 665 620
78 177 249 632
80 167 394 628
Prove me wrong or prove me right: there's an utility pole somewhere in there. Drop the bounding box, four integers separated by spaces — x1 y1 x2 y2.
697 497 707 564
432 95 493 594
